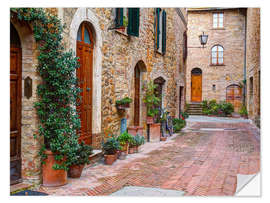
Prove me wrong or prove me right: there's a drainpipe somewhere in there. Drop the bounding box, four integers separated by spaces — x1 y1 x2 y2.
243 9 247 106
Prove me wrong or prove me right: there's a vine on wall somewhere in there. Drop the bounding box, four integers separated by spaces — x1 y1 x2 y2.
11 8 81 170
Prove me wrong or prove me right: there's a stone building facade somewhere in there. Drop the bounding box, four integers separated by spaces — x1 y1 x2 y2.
186 8 246 111
245 8 260 127
10 8 187 184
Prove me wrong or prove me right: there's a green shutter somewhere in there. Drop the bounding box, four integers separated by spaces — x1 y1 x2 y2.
115 8 123 28
162 10 167 54
155 8 160 50
127 8 140 37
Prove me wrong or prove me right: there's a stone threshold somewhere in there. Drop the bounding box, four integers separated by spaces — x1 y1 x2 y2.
85 149 103 169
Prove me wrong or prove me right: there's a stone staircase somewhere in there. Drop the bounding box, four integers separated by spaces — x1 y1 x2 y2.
187 103 203 115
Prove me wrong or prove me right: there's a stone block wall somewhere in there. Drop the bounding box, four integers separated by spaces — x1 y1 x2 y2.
187 9 245 104
246 8 260 126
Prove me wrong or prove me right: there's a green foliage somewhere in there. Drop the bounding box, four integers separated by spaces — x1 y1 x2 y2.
202 99 234 116
143 81 160 117
239 105 248 117
115 97 132 105
102 136 121 155
180 111 189 119
11 8 81 170
66 141 93 166
130 134 145 147
172 118 186 133
123 16 128 27
117 131 133 145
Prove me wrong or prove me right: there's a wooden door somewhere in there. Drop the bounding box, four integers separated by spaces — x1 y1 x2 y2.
191 74 202 102
76 23 93 145
10 47 22 184
226 85 242 112
134 65 140 126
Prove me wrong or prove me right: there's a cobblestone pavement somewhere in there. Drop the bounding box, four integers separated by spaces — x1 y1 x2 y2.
39 118 260 196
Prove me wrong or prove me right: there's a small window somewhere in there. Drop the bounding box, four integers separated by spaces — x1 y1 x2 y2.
211 45 224 65
213 13 224 28
115 8 140 37
155 8 167 55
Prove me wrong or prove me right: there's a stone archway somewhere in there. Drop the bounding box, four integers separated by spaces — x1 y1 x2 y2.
11 19 41 184
70 8 102 147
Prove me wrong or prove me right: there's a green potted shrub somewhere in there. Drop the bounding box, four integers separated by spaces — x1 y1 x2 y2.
239 104 248 118
173 118 186 133
134 134 145 152
116 97 132 110
102 136 121 165
128 136 137 154
117 131 133 155
67 142 93 178
143 81 160 124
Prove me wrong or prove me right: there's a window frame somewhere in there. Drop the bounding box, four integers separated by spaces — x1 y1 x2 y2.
212 12 224 29
155 8 166 55
211 45 224 65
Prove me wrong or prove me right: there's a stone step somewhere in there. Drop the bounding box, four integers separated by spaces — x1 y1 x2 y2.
85 149 103 169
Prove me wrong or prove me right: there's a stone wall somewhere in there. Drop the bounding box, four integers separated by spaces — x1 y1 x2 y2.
187 9 245 105
60 8 187 145
246 8 260 126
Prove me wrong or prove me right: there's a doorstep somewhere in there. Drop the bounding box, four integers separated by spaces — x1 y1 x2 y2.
10 182 34 194
85 149 103 169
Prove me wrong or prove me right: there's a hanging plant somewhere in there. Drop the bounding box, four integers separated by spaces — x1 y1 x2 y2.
10 8 81 171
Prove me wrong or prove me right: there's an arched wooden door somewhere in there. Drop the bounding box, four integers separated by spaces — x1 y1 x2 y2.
76 22 93 145
134 64 140 126
226 84 242 112
191 68 202 102
10 23 22 184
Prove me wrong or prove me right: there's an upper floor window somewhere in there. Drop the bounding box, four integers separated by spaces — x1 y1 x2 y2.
155 8 167 55
211 45 224 65
115 8 140 37
213 13 223 28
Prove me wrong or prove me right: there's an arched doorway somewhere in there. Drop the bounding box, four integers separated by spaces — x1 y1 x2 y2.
226 84 242 112
10 23 22 184
76 22 94 145
154 76 166 119
191 68 202 102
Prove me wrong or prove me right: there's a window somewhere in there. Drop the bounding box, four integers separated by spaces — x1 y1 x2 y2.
155 8 167 54
211 45 224 65
115 8 140 37
213 13 224 28
183 31 187 61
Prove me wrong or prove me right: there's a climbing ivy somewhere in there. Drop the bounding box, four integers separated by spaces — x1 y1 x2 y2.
11 8 81 170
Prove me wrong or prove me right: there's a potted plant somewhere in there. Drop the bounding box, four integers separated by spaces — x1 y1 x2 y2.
143 81 160 124
102 136 121 165
117 131 133 155
134 134 145 152
12 8 82 187
116 97 133 110
239 104 248 119
128 136 137 154
67 142 93 178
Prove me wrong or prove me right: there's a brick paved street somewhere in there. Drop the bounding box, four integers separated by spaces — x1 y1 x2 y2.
39 117 260 196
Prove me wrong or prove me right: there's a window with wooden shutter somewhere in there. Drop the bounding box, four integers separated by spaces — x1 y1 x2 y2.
155 8 166 55
162 10 166 54
127 8 140 37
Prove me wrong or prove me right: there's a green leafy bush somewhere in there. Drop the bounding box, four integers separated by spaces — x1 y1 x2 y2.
102 136 121 155
202 99 234 116
115 97 132 105
239 105 248 117
143 81 160 117
134 134 145 146
117 131 133 146
172 118 186 133
67 142 93 166
180 111 189 119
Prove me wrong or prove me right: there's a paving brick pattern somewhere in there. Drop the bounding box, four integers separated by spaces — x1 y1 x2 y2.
39 121 260 196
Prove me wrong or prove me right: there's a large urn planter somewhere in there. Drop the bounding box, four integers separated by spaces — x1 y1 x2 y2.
104 154 116 165
68 164 85 178
42 150 67 187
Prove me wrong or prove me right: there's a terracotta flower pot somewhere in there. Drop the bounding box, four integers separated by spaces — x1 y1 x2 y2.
128 146 136 154
147 116 154 124
121 143 129 154
68 164 85 178
160 137 167 141
104 154 116 165
42 150 67 187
